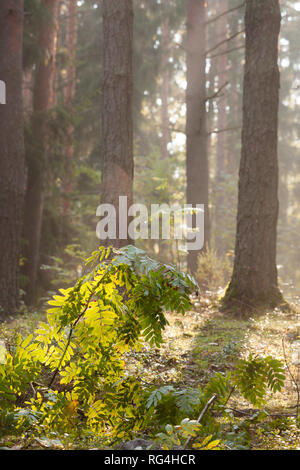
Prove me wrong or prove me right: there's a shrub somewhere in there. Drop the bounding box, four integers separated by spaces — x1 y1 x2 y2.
0 245 197 444
196 249 232 292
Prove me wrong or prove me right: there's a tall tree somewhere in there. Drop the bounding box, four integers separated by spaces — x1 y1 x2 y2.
0 1 25 319
62 0 78 216
214 0 229 255
186 0 209 275
100 0 134 248
23 0 59 303
160 0 171 160
223 0 283 312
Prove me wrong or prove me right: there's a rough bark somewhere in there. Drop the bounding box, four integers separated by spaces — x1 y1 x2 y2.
100 0 134 248
23 0 59 304
222 0 283 313
0 1 25 319
186 0 210 275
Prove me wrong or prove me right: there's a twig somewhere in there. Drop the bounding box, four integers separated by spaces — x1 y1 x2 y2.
47 266 112 389
29 382 37 399
206 81 228 101
47 296 92 389
225 406 296 418
174 41 187 52
157 124 186 135
183 394 218 450
208 44 245 60
157 124 242 138
205 3 246 27
224 386 236 407
206 30 245 56
208 126 241 136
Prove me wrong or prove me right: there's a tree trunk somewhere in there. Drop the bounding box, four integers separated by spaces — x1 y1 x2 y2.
0 1 25 319
62 0 78 216
23 67 33 115
226 4 243 175
23 0 59 304
222 0 283 313
160 0 171 160
100 0 134 248
186 0 209 275
214 0 228 255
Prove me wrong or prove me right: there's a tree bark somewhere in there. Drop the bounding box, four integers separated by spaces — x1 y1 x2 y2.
100 0 134 248
62 0 78 216
160 0 171 160
22 67 33 115
186 0 209 275
23 0 59 304
214 0 228 255
0 1 25 319
222 0 283 313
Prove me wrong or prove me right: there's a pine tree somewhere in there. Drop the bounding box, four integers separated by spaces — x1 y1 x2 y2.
23 0 59 303
0 1 25 319
100 0 134 248
214 0 229 256
62 0 78 216
186 0 209 275
223 0 284 312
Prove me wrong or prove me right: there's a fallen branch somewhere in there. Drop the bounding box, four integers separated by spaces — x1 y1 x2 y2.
225 407 297 418
183 394 218 450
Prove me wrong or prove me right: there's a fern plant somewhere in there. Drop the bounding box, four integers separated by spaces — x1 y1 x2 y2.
147 356 286 450
233 354 285 406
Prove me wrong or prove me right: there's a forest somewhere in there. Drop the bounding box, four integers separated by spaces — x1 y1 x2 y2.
0 0 300 453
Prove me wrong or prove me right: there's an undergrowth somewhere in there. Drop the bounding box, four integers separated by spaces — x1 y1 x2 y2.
0 246 291 450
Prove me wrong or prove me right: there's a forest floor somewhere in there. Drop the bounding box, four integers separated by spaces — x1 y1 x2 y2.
1 292 300 450
123 291 300 450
